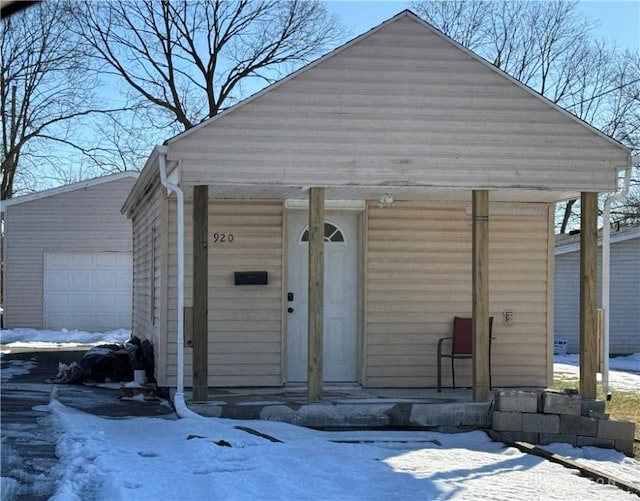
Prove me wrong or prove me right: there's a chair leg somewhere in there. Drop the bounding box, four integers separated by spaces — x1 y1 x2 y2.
437 339 448 393
489 356 492 390
489 341 492 390
451 358 455 389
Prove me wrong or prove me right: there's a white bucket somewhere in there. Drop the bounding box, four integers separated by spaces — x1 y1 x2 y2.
133 370 146 385
554 339 568 356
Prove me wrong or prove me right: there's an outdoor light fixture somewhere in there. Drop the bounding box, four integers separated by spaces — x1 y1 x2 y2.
378 193 394 207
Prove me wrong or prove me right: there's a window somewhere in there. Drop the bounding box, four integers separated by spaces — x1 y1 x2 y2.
300 222 345 243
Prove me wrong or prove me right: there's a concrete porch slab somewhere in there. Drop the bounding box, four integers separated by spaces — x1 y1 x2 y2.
176 385 494 430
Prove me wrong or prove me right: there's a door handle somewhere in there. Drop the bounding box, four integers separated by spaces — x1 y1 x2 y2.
288 307 294 313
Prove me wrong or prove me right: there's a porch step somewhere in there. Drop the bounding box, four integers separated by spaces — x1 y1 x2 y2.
178 388 492 430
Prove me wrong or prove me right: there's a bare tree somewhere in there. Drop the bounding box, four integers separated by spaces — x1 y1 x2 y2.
411 0 639 231
70 0 344 134
601 52 640 151
414 0 488 51
553 51 640 232
413 0 596 86
0 1 123 199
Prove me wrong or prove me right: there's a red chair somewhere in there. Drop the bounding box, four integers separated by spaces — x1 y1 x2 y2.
437 316 494 392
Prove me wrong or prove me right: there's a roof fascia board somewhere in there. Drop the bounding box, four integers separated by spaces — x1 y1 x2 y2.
555 228 640 255
1 171 138 208
121 145 163 216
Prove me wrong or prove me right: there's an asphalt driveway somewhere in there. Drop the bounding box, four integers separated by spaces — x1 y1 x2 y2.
1 347 176 500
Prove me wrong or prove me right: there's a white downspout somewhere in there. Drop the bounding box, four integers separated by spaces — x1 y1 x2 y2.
157 146 202 419
601 166 631 397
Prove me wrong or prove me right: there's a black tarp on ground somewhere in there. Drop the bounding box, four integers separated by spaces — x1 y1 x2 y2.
51 337 155 385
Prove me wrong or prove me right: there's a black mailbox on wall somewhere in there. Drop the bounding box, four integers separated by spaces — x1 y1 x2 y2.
234 271 268 286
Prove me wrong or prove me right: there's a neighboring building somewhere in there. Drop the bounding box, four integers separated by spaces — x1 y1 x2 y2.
122 11 630 390
2 172 138 331
555 225 640 355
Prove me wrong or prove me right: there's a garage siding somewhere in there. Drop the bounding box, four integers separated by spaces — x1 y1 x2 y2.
554 234 640 355
164 200 284 388
365 200 551 388
3 176 136 329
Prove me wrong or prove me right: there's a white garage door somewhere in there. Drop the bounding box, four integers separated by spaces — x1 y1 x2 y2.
44 252 132 331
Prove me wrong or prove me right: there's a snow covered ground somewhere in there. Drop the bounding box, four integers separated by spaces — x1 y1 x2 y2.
554 353 640 392
44 401 640 501
1 329 639 500
0 327 131 352
0 328 132 382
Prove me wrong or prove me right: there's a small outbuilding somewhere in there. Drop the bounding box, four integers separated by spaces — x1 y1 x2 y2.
122 11 631 400
2 172 138 331
555 225 640 355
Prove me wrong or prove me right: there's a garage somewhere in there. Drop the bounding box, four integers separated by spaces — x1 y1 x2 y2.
44 252 132 331
2 172 138 330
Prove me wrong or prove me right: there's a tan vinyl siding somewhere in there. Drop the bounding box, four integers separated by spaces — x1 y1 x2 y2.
165 200 283 387
3 177 135 329
170 16 625 192
555 236 640 355
365 200 550 388
130 184 164 369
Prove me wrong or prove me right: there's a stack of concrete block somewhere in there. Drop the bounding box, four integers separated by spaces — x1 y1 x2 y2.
490 389 635 457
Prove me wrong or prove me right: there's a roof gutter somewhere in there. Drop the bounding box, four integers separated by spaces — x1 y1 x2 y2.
601 164 632 397
157 146 202 419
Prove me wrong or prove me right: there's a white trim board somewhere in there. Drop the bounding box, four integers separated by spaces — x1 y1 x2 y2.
555 228 640 255
285 199 366 210
2 172 139 209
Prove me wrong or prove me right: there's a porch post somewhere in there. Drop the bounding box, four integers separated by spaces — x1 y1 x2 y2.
308 187 325 402
192 185 208 401
580 192 598 399
472 190 490 401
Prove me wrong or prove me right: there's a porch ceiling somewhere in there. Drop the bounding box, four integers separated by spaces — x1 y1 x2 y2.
177 183 576 204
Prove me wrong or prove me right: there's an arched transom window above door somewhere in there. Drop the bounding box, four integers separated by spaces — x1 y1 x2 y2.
300 222 345 243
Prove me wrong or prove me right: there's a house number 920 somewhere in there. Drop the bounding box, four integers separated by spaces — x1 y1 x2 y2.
213 233 234 243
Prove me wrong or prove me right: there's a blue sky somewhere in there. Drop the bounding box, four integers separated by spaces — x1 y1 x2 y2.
325 0 640 52
16 0 638 193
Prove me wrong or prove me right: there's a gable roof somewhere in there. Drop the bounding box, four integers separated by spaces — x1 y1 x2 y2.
124 9 631 214
166 10 629 154
1 171 139 209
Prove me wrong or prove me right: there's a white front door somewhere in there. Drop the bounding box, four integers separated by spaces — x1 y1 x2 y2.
286 212 359 382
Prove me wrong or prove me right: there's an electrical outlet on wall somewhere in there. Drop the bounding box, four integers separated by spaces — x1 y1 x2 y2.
504 311 514 324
